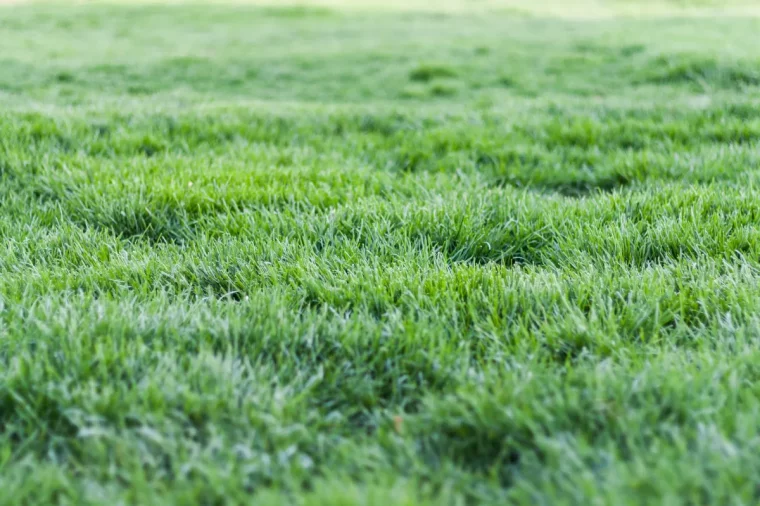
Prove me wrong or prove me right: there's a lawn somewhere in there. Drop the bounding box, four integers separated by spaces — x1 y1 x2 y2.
1 0 760 504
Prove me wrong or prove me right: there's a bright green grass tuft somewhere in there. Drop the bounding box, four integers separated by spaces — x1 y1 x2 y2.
2 1 760 504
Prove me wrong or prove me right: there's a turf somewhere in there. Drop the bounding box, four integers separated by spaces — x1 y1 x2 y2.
1 0 760 504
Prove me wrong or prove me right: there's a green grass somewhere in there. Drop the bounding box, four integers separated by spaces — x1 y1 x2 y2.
2 1 760 504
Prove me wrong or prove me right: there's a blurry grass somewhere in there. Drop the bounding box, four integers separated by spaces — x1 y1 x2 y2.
40 0 760 16
2 1 760 505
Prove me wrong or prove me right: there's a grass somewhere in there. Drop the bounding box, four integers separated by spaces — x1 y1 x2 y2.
1 0 760 504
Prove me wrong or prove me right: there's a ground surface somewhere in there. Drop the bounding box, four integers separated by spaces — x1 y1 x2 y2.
1 1 760 504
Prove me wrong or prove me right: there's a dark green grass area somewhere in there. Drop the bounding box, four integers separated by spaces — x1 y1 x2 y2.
2 1 760 504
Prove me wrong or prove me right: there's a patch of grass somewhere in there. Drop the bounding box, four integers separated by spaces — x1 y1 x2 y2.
2 1 760 505
639 54 760 90
409 63 459 83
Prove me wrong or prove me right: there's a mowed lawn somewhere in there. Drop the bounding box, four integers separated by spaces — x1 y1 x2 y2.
2 1 760 504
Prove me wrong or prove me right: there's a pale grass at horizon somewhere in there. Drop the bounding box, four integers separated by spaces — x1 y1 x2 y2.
4 0 760 17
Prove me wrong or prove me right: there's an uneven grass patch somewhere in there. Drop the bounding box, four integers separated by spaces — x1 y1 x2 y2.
3 2 760 504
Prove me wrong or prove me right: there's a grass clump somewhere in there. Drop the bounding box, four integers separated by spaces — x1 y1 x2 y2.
409 63 459 83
